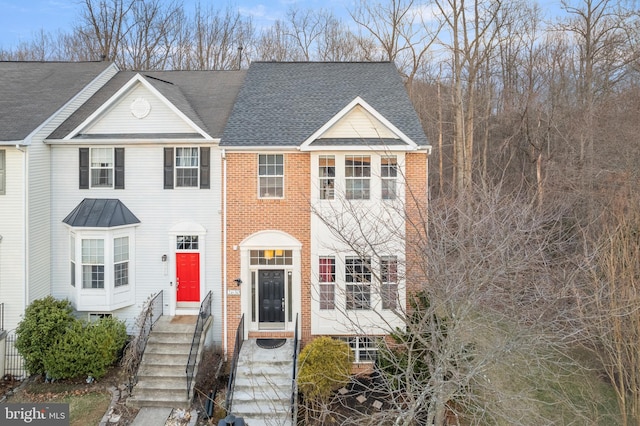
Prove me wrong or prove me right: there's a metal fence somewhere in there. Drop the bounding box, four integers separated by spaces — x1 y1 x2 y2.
4 332 26 378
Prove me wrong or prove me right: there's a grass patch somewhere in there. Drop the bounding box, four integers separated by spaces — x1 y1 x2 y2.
9 385 111 426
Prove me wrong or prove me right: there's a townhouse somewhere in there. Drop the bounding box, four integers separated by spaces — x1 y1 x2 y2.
0 60 429 366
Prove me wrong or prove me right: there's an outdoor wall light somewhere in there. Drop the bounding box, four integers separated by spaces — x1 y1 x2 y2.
234 278 242 286
161 254 167 262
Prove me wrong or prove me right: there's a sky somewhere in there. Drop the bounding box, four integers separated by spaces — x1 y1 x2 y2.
0 0 352 48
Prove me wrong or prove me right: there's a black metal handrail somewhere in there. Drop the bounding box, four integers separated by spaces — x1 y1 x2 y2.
225 314 245 412
0 303 4 330
128 290 163 391
291 313 299 422
186 290 212 399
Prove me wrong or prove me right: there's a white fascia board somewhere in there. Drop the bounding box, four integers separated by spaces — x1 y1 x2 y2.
221 146 300 152
47 137 220 145
64 73 213 141
299 96 419 151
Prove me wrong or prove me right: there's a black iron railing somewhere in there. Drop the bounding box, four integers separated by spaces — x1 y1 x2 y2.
0 303 4 330
186 290 212 399
225 314 245 412
291 313 299 422
127 290 164 392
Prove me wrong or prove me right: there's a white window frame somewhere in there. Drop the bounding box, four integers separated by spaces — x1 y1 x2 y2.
339 336 379 363
319 256 336 310
114 236 129 288
175 147 199 188
90 147 114 188
381 255 398 310
345 155 371 200
69 227 136 311
82 238 105 289
381 155 398 200
319 155 335 200
345 256 372 310
258 154 284 198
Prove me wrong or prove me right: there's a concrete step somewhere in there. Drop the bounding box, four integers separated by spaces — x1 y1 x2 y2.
144 342 191 357
141 353 189 366
128 391 191 409
232 401 293 426
147 331 194 343
136 375 187 390
233 385 291 402
138 363 186 377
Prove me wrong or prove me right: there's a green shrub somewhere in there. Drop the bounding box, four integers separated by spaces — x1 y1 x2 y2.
297 336 352 402
43 317 127 380
15 296 75 374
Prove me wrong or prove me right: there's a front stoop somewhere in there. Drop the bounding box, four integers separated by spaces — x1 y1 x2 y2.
230 339 296 426
127 315 210 409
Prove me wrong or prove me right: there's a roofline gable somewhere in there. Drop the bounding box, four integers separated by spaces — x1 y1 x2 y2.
299 96 419 152
64 73 213 140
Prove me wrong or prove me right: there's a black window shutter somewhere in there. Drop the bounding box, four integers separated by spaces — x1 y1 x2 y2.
114 148 125 189
164 147 174 189
200 147 210 189
79 148 89 189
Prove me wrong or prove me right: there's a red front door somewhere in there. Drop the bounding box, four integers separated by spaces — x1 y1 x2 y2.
176 253 200 302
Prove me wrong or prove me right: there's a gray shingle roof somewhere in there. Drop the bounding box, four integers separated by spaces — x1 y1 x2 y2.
49 70 247 140
63 198 140 227
0 61 113 142
221 62 429 148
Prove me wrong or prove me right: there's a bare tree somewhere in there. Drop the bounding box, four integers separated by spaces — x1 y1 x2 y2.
310 178 601 425
74 0 135 63
577 184 640 426
255 20 304 62
350 0 441 92
433 0 502 197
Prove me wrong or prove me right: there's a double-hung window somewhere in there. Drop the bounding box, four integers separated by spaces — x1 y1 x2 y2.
82 239 105 289
114 237 129 287
79 147 125 189
319 257 336 310
345 256 371 310
345 155 370 200
381 156 398 200
381 256 398 309
319 156 335 200
163 147 210 189
175 147 199 187
258 154 284 198
90 148 114 187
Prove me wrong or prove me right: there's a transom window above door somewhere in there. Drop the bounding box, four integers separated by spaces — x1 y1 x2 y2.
177 235 199 250
250 249 293 265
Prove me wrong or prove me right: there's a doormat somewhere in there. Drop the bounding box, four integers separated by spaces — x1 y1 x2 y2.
256 338 286 349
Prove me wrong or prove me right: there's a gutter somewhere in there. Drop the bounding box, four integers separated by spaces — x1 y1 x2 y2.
222 149 228 360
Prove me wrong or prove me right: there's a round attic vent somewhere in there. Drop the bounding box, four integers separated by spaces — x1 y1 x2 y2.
130 97 151 119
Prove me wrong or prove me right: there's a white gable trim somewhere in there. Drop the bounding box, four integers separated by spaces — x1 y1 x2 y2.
64 74 213 141
299 96 419 152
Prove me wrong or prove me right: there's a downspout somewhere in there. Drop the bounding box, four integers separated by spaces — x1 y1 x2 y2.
16 144 27 310
222 149 228 360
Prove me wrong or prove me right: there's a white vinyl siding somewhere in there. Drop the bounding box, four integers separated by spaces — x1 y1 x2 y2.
320 105 398 139
51 144 223 341
83 84 196 135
